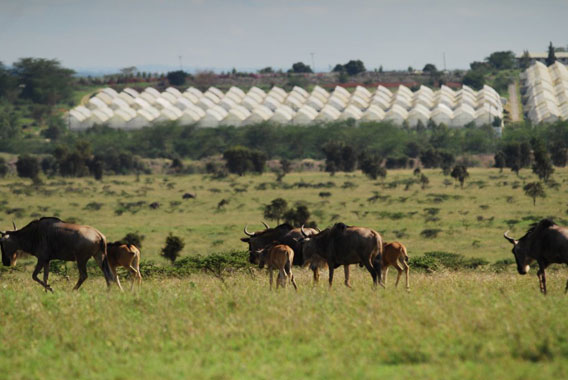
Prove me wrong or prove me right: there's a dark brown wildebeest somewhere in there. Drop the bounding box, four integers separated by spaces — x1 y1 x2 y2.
300 223 383 288
107 242 142 291
504 219 568 294
0 217 115 291
381 241 410 290
258 244 298 290
241 222 325 282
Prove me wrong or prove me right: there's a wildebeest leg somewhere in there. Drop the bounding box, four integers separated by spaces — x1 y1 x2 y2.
128 265 140 290
393 262 404 288
565 278 568 294
43 261 53 293
537 266 547 295
382 266 389 287
289 271 298 291
111 266 124 292
401 259 410 290
363 260 382 288
343 265 352 288
32 260 51 291
73 260 88 290
269 269 274 290
328 265 334 288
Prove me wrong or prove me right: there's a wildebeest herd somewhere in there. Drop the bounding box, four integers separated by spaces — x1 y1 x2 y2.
1 216 568 294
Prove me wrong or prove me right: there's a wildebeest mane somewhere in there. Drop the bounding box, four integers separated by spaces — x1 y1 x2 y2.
520 219 556 240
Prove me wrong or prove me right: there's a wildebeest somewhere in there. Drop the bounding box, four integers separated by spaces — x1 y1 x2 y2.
0 217 115 291
107 242 142 290
504 219 568 294
241 222 325 282
381 241 410 290
300 223 383 288
258 244 298 290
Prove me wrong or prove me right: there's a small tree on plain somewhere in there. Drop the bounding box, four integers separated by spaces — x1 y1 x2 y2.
161 234 184 264
523 182 546 206
451 165 469 188
16 155 40 180
0 157 8 177
263 198 288 225
494 151 505 172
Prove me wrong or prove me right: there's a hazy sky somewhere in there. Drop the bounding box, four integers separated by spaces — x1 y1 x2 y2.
1 0 566 73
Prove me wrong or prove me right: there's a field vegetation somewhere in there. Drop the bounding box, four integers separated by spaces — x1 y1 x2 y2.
1 168 568 378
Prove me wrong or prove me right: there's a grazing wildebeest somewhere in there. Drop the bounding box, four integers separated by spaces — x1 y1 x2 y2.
258 244 298 290
107 242 142 290
381 241 410 290
241 222 325 283
504 219 568 294
0 217 115 291
300 223 383 288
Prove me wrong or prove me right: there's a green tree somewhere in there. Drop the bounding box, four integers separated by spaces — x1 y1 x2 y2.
485 51 516 70
0 61 16 99
462 70 485 90
450 165 469 188
519 50 532 70
523 182 545 206
549 142 567 167
359 152 385 180
289 62 313 73
0 157 8 177
494 151 505 172
422 63 437 73
16 155 40 180
264 198 288 225
284 205 311 227
223 146 266 176
546 42 557 66
161 234 184 264
258 67 274 74
343 60 366 75
166 70 187 86
12 58 75 105
532 145 554 181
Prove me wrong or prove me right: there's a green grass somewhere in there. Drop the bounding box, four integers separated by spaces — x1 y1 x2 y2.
1 168 568 379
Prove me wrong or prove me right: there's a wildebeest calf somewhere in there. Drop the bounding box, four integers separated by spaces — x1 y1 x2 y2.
381 241 410 290
258 244 298 290
107 242 142 290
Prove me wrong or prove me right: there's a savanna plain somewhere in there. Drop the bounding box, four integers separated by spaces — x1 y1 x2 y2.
1 168 567 379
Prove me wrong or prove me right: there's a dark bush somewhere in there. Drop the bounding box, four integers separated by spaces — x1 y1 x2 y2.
161 233 184 264
16 155 40 179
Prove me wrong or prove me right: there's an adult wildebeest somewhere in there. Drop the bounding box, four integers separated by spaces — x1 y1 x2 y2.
107 242 142 290
300 223 383 288
381 241 410 290
0 217 115 291
258 244 298 290
241 222 325 283
504 219 568 294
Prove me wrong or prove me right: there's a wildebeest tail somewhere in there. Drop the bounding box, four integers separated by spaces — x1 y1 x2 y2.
373 231 383 284
285 257 291 273
100 239 115 285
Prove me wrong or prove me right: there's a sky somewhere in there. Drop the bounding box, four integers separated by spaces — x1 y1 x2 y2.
1 0 567 74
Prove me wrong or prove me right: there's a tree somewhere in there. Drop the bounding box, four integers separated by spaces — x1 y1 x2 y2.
284 205 311 227
16 155 40 180
519 50 532 70
485 51 516 70
523 182 545 206
12 58 75 105
264 198 288 225
258 67 274 74
549 142 567 167
462 70 485 90
419 148 441 168
532 145 554 181
0 61 16 99
332 64 345 72
223 146 266 176
322 141 357 173
0 157 8 177
161 234 184 264
359 152 386 180
121 232 145 249
166 70 187 86
440 151 456 175
289 62 312 73
450 165 469 188
422 64 437 73
343 60 366 76
494 151 505 172
546 42 557 66
419 174 429 189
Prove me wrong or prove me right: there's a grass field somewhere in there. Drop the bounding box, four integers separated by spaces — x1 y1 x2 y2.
1 168 568 379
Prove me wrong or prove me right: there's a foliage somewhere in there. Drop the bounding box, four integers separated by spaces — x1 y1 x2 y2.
359 152 386 180
12 58 75 105
333 60 366 76
532 142 554 181
161 233 184 264
485 51 516 70
322 141 357 174
223 146 267 176
263 198 288 225
546 42 557 66
289 62 312 73
450 165 469 188
523 182 546 206
0 157 7 177
166 70 187 86
16 154 40 179
120 232 145 249
462 70 485 90
422 64 437 73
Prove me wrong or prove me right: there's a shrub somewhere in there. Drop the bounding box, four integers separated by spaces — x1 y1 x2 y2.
16 155 40 179
121 232 145 249
161 234 184 264
420 229 442 239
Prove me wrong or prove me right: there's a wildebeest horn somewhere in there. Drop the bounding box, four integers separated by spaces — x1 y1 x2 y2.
261 221 270 229
503 231 517 245
315 227 321 233
301 225 307 237
12 221 16 230
243 224 255 237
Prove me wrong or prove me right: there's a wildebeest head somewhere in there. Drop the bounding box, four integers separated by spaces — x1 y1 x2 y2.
0 231 18 267
504 230 532 275
241 222 293 264
299 225 329 264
